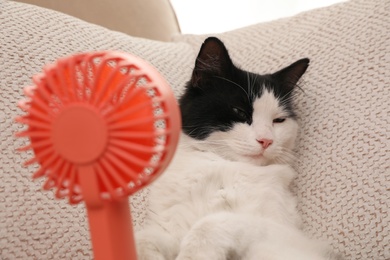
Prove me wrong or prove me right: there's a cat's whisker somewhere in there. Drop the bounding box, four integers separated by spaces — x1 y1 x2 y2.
183 125 216 137
249 72 259 100
246 72 250 97
279 90 301 106
232 140 256 151
246 72 254 100
201 138 225 144
214 76 251 103
278 91 297 105
272 147 298 166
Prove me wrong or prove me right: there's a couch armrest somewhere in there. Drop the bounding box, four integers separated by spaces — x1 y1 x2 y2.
14 0 181 41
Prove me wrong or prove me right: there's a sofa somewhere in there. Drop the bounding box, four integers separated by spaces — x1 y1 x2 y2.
13 0 181 42
0 0 388 259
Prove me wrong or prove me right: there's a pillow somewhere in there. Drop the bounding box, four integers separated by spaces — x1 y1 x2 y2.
0 1 194 259
1 0 388 259
175 0 389 259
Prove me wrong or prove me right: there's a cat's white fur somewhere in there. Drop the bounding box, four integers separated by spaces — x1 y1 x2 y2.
136 89 337 260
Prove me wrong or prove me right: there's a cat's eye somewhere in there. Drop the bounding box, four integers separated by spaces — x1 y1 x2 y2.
273 118 286 123
233 107 248 121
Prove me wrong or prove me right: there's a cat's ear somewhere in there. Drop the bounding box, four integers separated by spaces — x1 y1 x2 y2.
191 37 234 86
273 58 310 90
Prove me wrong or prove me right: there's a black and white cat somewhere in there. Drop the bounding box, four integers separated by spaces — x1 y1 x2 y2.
136 37 340 260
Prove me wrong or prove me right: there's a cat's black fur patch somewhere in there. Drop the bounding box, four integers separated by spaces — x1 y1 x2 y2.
179 37 309 140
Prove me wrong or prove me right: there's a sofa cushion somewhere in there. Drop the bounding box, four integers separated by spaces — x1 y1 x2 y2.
0 1 193 259
1 0 388 259
175 0 389 259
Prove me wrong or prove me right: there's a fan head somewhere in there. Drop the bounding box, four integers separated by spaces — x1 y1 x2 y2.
16 51 181 204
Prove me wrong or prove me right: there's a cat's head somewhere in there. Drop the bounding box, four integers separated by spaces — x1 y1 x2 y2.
179 37 309 166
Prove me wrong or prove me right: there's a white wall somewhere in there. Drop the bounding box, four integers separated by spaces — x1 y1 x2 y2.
171 0 346 34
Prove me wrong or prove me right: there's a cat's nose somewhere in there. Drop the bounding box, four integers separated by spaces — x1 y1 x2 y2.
257 138 273 149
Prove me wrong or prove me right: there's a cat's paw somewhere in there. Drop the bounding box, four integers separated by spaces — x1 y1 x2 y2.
136 239 166 260
136 228 178 260
176 248 224 260
176 217 229 260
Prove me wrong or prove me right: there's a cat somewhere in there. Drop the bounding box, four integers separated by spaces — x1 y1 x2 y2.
136 37 341 260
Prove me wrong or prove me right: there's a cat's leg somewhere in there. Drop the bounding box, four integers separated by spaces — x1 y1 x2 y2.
242 223 344 260
176 212 258 260
136 226 179 260
244 245 343 260
175 211 339 260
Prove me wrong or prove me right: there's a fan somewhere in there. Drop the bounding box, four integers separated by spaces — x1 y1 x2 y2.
16 51 181 259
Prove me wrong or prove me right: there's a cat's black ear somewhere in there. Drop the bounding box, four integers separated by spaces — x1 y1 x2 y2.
273 58 310 90
191 37 234 86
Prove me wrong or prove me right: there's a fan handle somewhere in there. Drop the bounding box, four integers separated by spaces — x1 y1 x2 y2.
80 166 136 260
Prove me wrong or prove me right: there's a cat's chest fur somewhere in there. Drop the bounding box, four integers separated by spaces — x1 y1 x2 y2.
146 141 300 235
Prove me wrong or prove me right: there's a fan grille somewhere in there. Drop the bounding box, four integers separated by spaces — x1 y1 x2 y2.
16 51 181 204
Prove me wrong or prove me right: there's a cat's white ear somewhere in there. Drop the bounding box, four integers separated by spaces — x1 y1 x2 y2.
273 58 310 90
191 37 234 86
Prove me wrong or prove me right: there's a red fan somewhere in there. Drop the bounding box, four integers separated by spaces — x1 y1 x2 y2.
16 51 181 260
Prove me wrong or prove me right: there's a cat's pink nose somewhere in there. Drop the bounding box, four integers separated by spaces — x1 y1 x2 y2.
257 138 273 149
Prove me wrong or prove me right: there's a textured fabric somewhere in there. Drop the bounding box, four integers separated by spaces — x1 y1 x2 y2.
1 0 389 260
0 1 193 259
175 0 390 259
